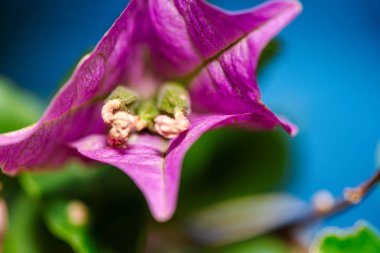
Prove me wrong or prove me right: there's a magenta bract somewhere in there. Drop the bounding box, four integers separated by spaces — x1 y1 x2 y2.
0 0 301 221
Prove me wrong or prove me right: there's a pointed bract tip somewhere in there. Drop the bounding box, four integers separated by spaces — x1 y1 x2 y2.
288 0 303 11
278 116 299 137
289 123 299 137
150 205 175 223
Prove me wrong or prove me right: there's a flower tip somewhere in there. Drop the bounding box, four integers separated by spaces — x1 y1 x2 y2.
1 166 19 177
276 0 303 16
294 1 303 15
151 208 174 223
289 123 299 137
277 116 299 137
145 192 176 223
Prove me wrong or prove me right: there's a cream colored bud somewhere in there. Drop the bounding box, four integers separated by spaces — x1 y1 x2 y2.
154 110 190 139
312 190 335 213
67 201 89 226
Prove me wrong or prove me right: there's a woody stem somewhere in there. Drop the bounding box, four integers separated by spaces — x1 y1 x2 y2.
275 167 380 233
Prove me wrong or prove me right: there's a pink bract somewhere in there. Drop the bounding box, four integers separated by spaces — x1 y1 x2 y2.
0 0 301 221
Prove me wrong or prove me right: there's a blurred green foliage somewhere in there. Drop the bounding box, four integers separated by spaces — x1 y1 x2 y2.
180 127 291 212
257 40 281 76
0 76 42 133
2 193 73 253
3 194 42 253
185 193 307 246
220 236 293 253
43 199 97 253
311 221 380 253
19 165 148 253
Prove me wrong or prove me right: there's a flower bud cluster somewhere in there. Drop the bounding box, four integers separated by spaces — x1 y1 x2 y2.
102 83 191 147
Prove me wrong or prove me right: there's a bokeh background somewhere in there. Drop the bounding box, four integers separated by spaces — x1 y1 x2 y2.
1 0 379 236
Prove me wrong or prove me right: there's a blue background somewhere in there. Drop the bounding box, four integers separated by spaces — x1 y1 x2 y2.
1 0 379 229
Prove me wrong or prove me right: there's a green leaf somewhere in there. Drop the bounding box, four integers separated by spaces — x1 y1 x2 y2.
0 75 42 133
2 194 72 253
21 165 148 253
0 76 41 203
220 236 293 253
2 194 41 253
257 39 281 76
180 128 290 212
19 162 103 199
311 221 380 253
43 199 98 253
0 170 20 201
143 228 293 253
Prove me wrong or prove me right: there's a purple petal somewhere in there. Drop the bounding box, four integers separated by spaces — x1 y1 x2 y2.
73 106 295 221
0 1 144 174
188 0 302 114
0 104 107 175
174 0 301 61
0 0 300 174
135 0 301 80
72 133 171 221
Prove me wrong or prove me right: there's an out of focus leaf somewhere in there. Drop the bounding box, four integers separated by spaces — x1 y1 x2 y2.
0 75 42 133
310 221 380 253
19 160 148 253
21 165 148 252
185 193 307 246
220 236 293 253
2 194 40 253
89 189 147 253
257 39 281 76
2 194 72 253
180 128 290 212
44 199 97 253
145 225 294 253
19 162 102 199
0 76 42 198
0 171 20 202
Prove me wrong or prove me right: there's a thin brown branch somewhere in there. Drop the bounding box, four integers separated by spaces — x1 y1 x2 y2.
276 167 380 232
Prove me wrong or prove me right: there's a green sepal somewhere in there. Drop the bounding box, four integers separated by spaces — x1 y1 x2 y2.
137 100 159 131
156 82 190 115
106 85 139 113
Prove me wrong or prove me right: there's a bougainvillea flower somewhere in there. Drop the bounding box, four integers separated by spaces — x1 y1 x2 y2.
0 0 301 221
